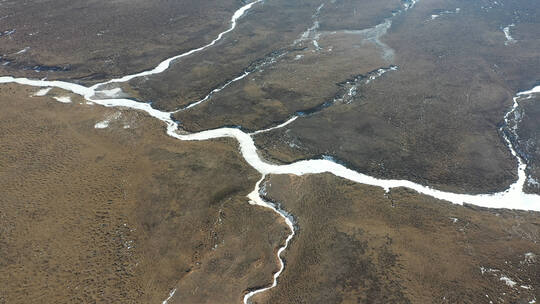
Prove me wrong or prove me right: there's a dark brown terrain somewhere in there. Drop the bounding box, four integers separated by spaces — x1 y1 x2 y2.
2 0 539 193
251 0 540 194
132 0 402 111
0 0 539 303
0 0 239 82
172 0 403 128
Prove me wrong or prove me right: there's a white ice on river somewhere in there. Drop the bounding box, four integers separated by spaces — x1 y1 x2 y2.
92 0 263 88
4 71 539 211
1 1 540 303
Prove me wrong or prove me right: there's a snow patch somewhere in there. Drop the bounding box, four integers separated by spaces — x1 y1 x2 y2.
53 96 72 103
430 8 460 20
33 87 51 96
524 252 536 263
94 112 121 129
480 266 499 275
293 4 324 52
15 47 30 54
503 24 516 45
500 276 517 288
527 177 539 187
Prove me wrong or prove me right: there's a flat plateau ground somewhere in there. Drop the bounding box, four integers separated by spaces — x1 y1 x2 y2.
0 85 288 303
0 0 539 303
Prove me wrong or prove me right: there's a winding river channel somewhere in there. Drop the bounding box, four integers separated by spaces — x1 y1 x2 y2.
1 0 539 303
